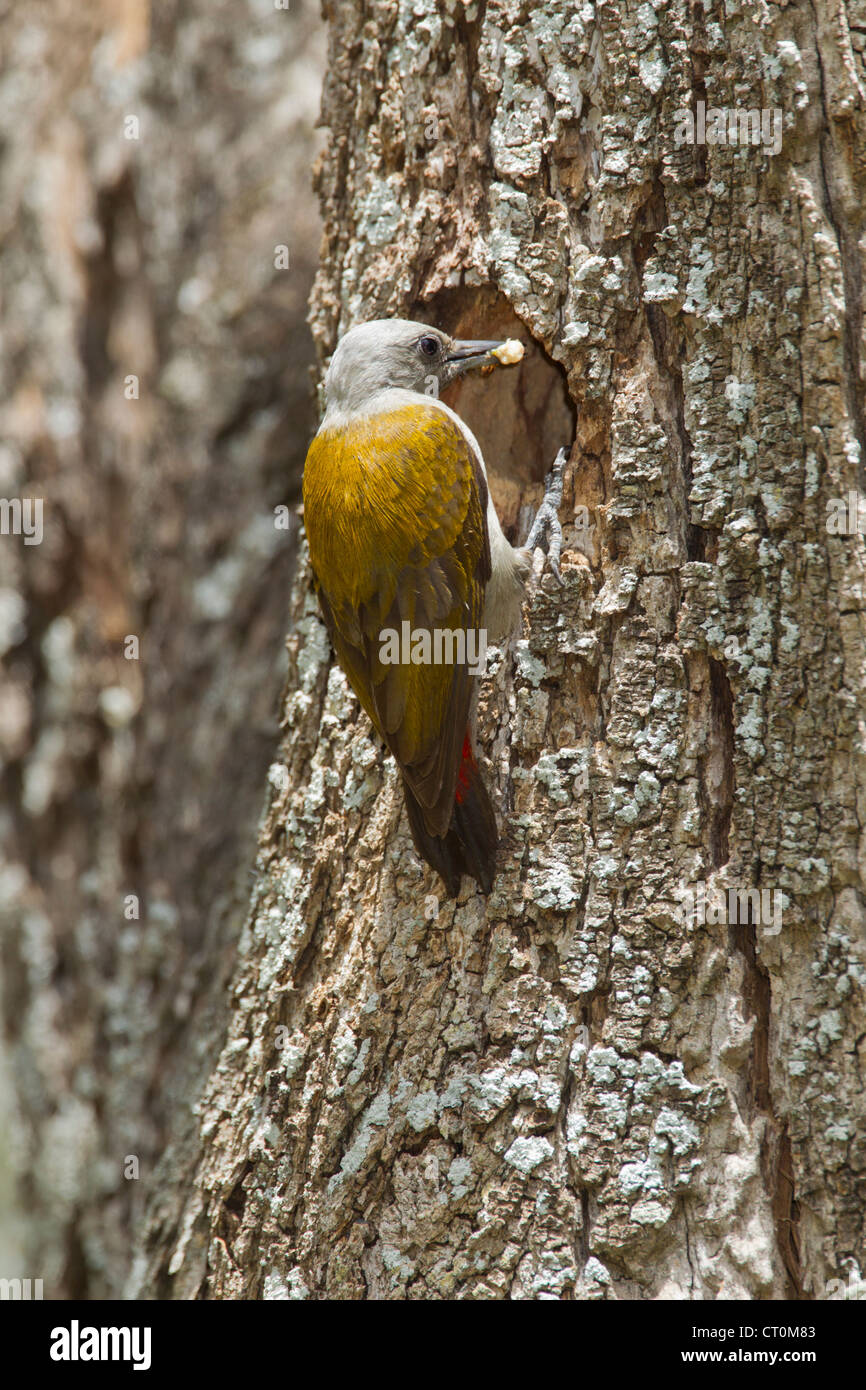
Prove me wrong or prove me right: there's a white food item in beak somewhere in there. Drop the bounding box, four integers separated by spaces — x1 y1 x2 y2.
490 339 525 365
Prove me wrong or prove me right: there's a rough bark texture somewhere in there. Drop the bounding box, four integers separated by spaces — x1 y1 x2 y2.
4 0 866 1302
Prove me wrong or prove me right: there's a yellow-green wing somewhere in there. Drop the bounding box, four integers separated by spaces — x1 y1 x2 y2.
303 402 491 835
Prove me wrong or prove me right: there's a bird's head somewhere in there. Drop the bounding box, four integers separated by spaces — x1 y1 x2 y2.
323 319 511 415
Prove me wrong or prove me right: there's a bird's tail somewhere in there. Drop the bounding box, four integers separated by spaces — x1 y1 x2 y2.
402 734 499 898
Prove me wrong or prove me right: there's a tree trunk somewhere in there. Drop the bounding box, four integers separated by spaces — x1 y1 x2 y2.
5 0 866 1301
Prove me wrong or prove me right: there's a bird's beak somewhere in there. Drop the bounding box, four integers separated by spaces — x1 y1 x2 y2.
443 339 506 383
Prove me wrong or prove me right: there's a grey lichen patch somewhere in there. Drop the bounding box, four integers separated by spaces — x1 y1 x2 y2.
504 1135 555 1175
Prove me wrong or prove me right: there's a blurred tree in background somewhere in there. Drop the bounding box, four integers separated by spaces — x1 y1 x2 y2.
0 0 323 1296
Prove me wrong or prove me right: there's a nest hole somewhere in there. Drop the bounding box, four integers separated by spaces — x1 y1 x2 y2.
413 286 575 541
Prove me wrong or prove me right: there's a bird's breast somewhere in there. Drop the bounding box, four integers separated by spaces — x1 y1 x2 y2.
302 406 474 613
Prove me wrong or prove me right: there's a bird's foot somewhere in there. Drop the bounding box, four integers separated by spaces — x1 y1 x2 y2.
525 446 568 585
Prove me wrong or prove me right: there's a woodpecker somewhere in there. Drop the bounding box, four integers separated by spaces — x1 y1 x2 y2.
302 319 566 898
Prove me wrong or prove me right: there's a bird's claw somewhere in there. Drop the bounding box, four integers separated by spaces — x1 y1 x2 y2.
525 446 568 586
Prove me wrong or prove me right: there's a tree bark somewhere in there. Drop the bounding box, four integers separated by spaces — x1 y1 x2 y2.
4 0 866 1302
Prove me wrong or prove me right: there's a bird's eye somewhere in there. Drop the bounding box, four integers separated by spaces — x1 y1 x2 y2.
418 335 440 358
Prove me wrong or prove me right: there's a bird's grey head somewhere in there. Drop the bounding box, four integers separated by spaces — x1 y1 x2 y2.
323 319 507 416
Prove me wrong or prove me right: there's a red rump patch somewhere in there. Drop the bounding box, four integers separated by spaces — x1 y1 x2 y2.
455 733 474 805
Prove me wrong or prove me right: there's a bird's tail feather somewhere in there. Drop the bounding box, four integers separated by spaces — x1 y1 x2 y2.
402 737 498 898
